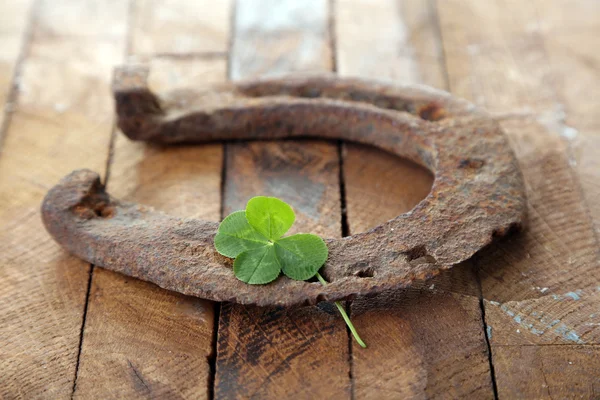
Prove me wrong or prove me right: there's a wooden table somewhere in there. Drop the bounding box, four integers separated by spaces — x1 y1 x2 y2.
1 0 598 398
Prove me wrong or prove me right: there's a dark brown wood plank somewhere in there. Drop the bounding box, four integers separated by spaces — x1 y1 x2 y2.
214 0 351 398
335 0 495 397
0 0 128 396
73 1 231 397
437 0 600 395
493 345 600 398
215 142 349 399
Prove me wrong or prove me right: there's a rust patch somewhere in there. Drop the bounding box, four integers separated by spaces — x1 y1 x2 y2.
417 102 446 121
40 66 527 307
458 158 485 169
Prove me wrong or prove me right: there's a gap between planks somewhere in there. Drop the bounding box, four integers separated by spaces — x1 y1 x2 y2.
70 2 134 392
431 1 500 395
330 1 357 397
208 1 237 398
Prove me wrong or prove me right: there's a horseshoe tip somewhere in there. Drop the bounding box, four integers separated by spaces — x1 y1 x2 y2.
42 169 106 221
112 65 150 92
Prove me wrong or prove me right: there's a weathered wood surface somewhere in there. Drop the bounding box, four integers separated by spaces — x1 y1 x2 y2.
131 0 230 57
1 0 598 398
0 0 33 138
73 59 227 398
438 0 600 398
0 0 127 396
215 1 351 398
71 1 231 397
336 0 495 397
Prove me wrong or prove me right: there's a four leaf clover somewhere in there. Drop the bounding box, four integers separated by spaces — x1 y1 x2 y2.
214 196 328 284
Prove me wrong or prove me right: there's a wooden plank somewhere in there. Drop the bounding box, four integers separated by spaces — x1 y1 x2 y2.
336 0 446 85
351 290 494 399
493 345 600 398
73 1 231 396
535 0 600 234
0 0 128 397
131 0 231 56
215 142 350 398
336 0 445 232
335 0 495 397
0 0 33 138
229 0 332 80
437 0 600 395
73 58 226 398
214 1 351 398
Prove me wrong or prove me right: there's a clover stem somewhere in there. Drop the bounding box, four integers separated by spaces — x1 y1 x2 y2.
315 272 367 348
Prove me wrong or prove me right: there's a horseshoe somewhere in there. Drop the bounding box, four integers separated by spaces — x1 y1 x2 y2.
41 66 526 307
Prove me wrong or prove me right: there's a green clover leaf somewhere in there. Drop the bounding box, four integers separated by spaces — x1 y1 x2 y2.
233 245 280 284
213 211 270 258
246 196 295 240
214 196 328 283
214 196 366 348
275 234 329 281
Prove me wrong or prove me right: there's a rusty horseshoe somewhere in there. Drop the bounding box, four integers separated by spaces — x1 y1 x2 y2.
41 66 527 307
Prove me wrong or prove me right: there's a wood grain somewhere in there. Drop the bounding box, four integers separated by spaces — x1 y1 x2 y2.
229 0 332 80
437 0 600 396
72 1 231 395
73 59 226 399
0 0 127 396
335 0 446 85
0 0 33 137
131 0 232 57
2 1 599 398
351 290 494 399
535 0 600 235
493 345 600 398
215 143 350 400
336 0 442 235
214 1 351 398
335 0 494 397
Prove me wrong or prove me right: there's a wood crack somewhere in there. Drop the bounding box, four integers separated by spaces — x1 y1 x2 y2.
70 264 94 399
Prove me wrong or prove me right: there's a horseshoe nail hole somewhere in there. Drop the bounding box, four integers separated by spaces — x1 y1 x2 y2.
94 204 115 218
404 245 437 264
417 102 446 121
348 91 372 103
317 301 337 315
301 87 321 98
72 205 94 219
492 222 522 238
345 261 375 278
374 98 391 109
458 158 485 169
411 255 437 265
354 267 375 278
404 245 426 261
72 198 115 220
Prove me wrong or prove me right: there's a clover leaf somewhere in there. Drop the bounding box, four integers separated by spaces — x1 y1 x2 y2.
275 234 329 280
233 245 280 284
246 196 295 240
214 196 366 348
213 211 270 258
214 196 328 283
